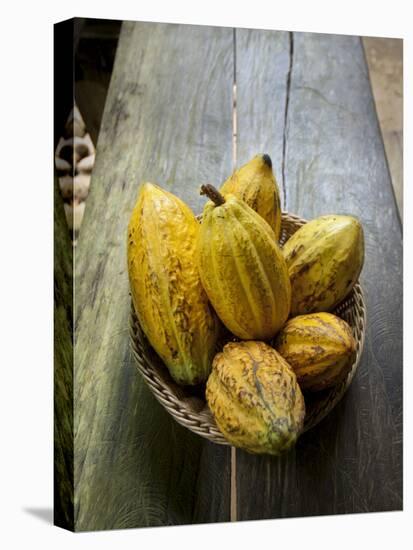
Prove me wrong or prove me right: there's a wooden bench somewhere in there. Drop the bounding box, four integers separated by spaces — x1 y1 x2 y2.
70 21 402 530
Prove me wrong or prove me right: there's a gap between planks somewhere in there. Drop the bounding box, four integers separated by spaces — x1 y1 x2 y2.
228 29 294 522
281 31 294 210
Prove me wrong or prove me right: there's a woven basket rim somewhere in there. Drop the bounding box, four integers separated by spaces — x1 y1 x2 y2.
129 210 367 447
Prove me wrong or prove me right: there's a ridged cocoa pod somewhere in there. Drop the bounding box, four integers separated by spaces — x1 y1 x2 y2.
206 341 305 455
198 185 291 340
282 215 364 315
220 154 282 241
127 183 219 385
275 312 356 391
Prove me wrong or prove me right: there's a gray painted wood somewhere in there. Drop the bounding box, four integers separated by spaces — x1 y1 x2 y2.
235 31 402 519
74 21 233 531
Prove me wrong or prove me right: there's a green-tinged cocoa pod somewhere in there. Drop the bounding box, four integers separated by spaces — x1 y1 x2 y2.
206 341 305 455
275 312 356 391
220 153 282 241
282 215 364 315
198 184 291 340
127 183 219 386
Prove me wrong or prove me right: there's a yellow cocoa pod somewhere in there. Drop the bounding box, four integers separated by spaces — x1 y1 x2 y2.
282 215 364 315
127 183 219 386
220 154 282 241
198 185 291 340
206 341 305 455
275 312 356 392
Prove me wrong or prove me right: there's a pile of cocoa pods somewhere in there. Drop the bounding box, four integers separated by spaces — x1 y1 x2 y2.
127 154 365 455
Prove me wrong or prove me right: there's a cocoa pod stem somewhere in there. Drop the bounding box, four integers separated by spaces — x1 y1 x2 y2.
200 184 225 206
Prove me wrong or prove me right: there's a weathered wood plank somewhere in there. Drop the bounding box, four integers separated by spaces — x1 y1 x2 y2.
235 29 290 204
235 31 402 519
74 21 233 531
54 180 74 530
363 37 403 220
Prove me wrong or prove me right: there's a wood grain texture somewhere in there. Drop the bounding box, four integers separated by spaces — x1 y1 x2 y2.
54 180 74 530
74 21 233 531
235 31 402 519
235 29 290 205
363 37 403 219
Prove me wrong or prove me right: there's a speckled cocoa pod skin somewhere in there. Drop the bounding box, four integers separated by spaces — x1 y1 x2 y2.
198 185 291 340
206 341 305 455
275 312 356 392
282 215 364 315
220 154 282 242
127 183 219 386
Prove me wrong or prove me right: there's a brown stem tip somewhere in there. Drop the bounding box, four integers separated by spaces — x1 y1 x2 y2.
200 184 226 206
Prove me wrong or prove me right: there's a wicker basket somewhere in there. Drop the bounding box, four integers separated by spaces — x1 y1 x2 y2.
129 211 366 445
